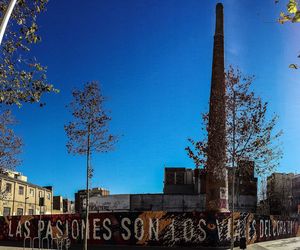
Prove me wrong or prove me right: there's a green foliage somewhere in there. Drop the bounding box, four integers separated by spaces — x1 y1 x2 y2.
277 0 300 69
289 63 298 69
0 0 58 107
278 0 300 23
287 0 297 14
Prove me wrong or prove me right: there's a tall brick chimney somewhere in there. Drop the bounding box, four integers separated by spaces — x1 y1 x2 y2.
205 3 228 212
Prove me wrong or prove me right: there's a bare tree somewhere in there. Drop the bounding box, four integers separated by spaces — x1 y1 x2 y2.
257 178 270 215
0 109 23 199
64 81 117 250
0 0 58 106
0 109 22 170
186 66 282 249
186 66 282 175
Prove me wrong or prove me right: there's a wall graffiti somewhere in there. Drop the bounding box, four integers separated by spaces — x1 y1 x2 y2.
0 212 299 247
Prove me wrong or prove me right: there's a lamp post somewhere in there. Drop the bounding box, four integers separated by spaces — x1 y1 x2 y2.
25 196 29 215
0 0 17 45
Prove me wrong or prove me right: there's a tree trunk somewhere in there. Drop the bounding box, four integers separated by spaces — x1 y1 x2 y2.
230 91 236 250
84 126 91 250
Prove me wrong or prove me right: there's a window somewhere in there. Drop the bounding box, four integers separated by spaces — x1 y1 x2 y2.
17 208 23 215
19 186 24 195
28 209 34 215
29 188 34 197
6 183 12 193
3 207 11 216
47 193 51 200
39 191 42 197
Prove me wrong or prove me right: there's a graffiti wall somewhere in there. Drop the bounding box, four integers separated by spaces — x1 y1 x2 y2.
0 212 299 247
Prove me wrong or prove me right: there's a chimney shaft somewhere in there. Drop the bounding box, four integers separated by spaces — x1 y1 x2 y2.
205 3 228 212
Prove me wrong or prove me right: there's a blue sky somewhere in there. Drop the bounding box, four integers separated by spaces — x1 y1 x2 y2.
6 0 300 199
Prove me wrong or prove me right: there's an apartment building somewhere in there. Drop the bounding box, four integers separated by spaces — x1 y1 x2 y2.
0 170 53 216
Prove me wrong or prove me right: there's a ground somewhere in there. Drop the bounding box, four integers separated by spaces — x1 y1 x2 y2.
0 237 299 250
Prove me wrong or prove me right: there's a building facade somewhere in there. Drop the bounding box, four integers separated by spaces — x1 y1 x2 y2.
292 174 300 216
87 193 205 212
163 163 257 213
53 195 63 214
267 172 294 216
51 196 75 214
163 167 202 194
228 161 258 213
75 187 109 214
0 170 53 216
83 163 257 213
63 198 74 213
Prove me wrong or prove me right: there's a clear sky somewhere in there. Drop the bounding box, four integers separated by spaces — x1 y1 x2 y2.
7 0 300 199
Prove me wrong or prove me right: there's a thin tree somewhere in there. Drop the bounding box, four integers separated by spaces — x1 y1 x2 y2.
257 178 269 215
0 109 23 199
186 66 282 174
186 66 282 249
0 0 58 106
64 82 117 250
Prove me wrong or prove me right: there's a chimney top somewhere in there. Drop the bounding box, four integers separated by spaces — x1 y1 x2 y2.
215 3 224 36
216 3 223 9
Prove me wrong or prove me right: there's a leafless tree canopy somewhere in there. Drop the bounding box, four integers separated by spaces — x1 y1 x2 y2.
186 66 282 176
64 82 117 157
0 110 22 171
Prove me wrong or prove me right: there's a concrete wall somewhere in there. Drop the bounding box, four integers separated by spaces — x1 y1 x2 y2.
228 195 257 213
90 194 130 211
131 194 164 211
163 184 195 194
87 193 259 213
88 194 206 212
1 212 299 247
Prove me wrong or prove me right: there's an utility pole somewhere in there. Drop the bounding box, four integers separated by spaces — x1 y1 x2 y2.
0 0 17 45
